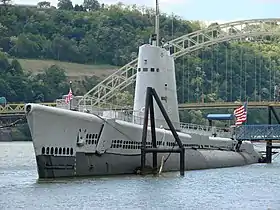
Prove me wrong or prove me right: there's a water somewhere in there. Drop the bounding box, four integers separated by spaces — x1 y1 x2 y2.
1 142 280 210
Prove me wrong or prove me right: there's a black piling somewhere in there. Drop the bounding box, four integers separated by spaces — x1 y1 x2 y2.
141 87 185 176
266 106 272 163
266 105 280 163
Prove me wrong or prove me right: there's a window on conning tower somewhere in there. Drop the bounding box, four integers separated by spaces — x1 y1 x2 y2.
151 68 155 72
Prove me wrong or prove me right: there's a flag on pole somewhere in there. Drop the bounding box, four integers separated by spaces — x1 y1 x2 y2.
65 88 73 104
234 102 247 126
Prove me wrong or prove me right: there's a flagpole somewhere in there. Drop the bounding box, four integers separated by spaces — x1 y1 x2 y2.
245 98 248 125
69 81 72 110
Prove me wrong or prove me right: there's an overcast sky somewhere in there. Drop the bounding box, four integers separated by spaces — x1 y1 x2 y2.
14 0 280 22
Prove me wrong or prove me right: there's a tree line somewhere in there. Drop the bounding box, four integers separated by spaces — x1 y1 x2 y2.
0 0 199 66
0 51 99 103
1 1 280 124
0 0 200 103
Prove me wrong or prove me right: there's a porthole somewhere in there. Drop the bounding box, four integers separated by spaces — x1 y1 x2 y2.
42 147 45 154
89 134 92 139
86 134 89 139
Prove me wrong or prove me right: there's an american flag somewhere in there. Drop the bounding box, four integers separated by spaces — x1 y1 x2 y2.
234 102 247 126
65 88 73 104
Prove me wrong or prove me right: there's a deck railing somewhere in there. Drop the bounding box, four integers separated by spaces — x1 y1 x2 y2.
54 99 232 138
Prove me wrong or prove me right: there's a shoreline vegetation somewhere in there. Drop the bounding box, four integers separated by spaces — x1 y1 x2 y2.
1 1 280 137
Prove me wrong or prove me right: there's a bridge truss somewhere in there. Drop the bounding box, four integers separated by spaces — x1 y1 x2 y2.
0 103 56 115
2 101 280 115
78 18 280 108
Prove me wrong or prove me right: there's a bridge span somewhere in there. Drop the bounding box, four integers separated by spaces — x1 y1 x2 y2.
0 103 56 115
1 101 280 115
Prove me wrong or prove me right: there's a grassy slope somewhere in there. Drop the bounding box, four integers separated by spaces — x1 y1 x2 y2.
17 59 119 80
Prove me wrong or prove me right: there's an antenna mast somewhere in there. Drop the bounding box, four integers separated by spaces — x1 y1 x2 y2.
155 0 160 46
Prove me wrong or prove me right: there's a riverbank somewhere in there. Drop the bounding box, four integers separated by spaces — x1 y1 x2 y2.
0 124 31 141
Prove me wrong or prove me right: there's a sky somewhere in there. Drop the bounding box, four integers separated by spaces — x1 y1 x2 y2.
14 0 280 23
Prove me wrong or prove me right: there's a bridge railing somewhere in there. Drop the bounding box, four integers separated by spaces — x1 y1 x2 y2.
235 124 280 140
76 105 232 138
2 101 280 114
0 101 233 138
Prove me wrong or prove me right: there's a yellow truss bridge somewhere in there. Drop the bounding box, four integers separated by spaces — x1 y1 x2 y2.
1 101 280 115
0 103 56 115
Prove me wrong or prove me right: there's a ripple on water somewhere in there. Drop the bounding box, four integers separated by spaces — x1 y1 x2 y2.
1 142 280 210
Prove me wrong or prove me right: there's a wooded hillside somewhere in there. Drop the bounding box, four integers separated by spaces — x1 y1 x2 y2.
1 0 280 124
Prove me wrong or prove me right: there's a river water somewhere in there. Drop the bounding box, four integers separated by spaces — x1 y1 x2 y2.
0 142 280 210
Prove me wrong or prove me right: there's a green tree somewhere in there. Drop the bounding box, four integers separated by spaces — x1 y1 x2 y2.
114 91 134 107
57 0 73 10
37 1 51 8
0 0 12 6
74 4 84 11
83 0 100 11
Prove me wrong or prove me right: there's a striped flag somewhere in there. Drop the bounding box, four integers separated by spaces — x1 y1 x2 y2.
65 88 73 104
234 102 247 126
